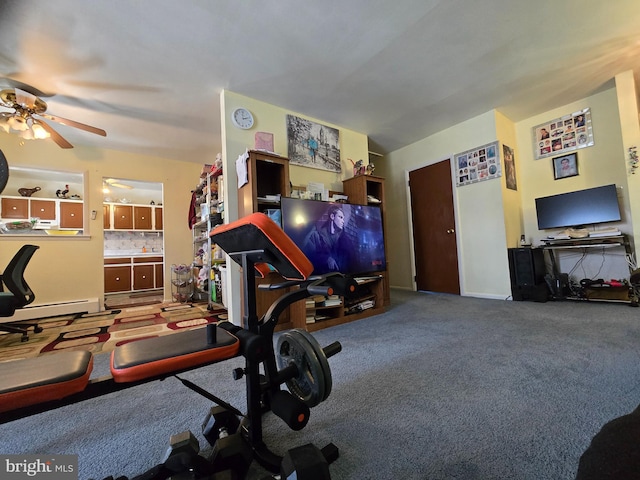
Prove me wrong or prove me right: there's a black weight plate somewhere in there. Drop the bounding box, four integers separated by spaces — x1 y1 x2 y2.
276 331 325 408
0 149 8 195
289 329 333 402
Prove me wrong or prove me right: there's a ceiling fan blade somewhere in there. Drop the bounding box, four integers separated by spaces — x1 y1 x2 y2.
105 178 134 189
34 119 73 149
39 112 106 137
15 88 38 110
0 77 54 97
110 183 134 190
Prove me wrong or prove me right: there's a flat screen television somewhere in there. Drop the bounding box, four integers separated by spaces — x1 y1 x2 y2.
535 183 621 230
280 197 386 276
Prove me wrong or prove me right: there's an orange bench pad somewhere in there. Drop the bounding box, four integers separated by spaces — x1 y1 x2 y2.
210 212 313 281
0 351 93 414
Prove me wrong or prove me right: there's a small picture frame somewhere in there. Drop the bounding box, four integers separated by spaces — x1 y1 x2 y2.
553 152 579 180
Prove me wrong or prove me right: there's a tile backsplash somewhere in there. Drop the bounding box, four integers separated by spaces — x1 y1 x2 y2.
104 231 164 253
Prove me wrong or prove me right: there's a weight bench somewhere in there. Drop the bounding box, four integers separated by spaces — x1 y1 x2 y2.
0 212 351 480
0 326 240 418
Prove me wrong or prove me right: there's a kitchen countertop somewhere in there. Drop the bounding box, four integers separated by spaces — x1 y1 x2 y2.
104 249 163 258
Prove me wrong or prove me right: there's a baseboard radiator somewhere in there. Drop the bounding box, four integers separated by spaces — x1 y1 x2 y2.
3 298 101 322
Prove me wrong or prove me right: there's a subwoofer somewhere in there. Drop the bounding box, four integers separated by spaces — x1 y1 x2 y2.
508 248 549 302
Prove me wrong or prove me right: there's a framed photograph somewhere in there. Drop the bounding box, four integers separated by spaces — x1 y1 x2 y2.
454 140 501 187
532 107 594 160
286 114 341 173
553 152 579 180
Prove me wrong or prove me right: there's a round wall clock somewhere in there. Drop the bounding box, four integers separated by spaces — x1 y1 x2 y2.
231 107 254 130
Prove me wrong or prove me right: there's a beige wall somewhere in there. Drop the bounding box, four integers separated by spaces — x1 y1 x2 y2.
0 132 202 309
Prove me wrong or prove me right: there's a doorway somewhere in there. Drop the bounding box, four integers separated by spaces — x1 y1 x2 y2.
103 177 165 309
408 159 460 294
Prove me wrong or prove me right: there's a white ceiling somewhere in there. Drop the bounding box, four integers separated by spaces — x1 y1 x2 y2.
1 0 640 163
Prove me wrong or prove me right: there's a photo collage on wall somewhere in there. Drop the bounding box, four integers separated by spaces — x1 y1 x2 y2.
532 107 594 160
455 141 501 187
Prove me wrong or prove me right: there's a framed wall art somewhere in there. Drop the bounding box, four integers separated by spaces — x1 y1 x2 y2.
532 107 593 160
503 144 517 191
286 114 341 173
553 152 579 180
455 141 501 187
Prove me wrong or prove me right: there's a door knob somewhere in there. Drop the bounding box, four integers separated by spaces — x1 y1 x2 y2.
446 229 455 234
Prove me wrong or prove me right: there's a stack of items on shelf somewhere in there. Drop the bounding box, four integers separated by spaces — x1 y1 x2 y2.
345 298 375 314
589 226 621 238
305 295 342 324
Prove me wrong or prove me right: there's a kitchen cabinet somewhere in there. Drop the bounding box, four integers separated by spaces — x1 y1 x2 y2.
154 206 163 230
133 264 155 290
30 200 56 220
60 201 83 229
103 204 110 229
113 205 134 229
134 206 152 230
104 203 163 231
155 263 164 288
104 255 164 294
0 195 85 232
104 264 132 293
1 197 28 219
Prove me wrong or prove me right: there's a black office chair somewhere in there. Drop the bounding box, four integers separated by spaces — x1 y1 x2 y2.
0 245 42 342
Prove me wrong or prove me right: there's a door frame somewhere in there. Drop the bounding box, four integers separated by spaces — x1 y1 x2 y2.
404 156 465 294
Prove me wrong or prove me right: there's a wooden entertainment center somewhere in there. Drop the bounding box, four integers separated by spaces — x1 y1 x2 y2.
237 150 389 332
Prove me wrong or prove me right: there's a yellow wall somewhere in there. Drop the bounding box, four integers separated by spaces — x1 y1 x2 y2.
0 133 202 308
515 88 630 244
614 71 640 254
219 90 370 324
379 110 512 298
381 75 637 297
495 110 523 249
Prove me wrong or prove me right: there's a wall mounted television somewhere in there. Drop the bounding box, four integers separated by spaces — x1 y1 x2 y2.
534 183 621 230
280 197 386 276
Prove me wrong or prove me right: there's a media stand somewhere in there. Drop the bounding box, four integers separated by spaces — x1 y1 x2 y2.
541 235 637 305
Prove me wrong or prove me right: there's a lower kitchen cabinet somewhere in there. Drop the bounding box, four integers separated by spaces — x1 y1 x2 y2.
105 255 164 294
104 265 132 293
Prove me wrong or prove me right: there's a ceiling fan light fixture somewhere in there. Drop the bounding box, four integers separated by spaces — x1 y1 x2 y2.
30 122 49 139
8 115 28 132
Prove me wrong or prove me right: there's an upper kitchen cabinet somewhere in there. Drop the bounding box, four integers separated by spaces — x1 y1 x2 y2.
102 178 164 231
0 166 86 235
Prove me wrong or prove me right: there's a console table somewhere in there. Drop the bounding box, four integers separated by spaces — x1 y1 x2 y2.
541 235 636 304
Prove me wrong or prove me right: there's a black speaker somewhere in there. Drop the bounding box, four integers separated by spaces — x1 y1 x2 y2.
508 248 549 302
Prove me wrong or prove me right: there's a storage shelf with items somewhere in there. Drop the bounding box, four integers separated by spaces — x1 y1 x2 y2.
294 274 386 332
171 264 193 303
191 158 225 310
237 150 292 328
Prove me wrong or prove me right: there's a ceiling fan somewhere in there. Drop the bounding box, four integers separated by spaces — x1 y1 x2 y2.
0 87 106 149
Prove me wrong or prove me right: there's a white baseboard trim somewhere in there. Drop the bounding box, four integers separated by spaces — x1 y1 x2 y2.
3 298 102 322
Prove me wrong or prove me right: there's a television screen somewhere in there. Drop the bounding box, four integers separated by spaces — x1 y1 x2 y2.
535 184 621 230
280 197 386 276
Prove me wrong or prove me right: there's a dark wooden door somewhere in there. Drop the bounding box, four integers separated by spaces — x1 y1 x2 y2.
409 159 460 294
